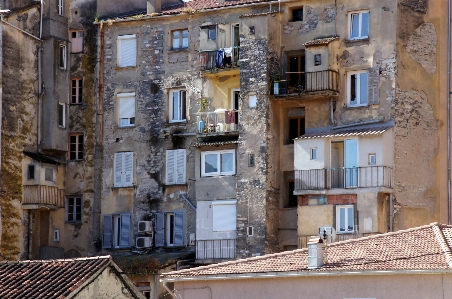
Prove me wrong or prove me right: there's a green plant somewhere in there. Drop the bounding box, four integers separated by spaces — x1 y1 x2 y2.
198 98 209 112
94 12 99 22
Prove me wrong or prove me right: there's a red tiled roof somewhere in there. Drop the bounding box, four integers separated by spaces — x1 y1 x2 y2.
0 256 111 298
162 223 452 279
162 0 269 14
304 36 340 46
295 125 393 140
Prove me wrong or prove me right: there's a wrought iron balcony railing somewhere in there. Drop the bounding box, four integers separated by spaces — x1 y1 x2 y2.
199 47 240 71
196 239 236 260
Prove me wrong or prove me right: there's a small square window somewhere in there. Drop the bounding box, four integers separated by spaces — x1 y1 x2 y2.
70 31 84 53
58 102 66 127
54 229 60 242
69 134 84 160
368 153 376 165
207 26 216 40
247 226 254 237
66 197 82 222
71 78 83 104
348 10 369 40
249 95 257 108
310 148 317 160
45 168 54 182
314 54 321 66
291 8 303 22
172 29 189 49
27 164 35 180
59 44 66 69
58 0 64 16
347 70 368 107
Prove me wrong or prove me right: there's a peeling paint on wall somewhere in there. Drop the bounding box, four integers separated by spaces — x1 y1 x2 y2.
406 23 437 74
400 0 429 14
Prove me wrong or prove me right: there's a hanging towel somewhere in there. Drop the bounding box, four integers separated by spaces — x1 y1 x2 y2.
229 110 236 124
224 47 233 58
225 110 231 124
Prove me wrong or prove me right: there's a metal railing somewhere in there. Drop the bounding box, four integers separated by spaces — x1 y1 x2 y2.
199 47 240 71
295 166 393 191
197 111 238 134
23 185 65 208
298 232 380 249
196 239 236 260
273 70 338 95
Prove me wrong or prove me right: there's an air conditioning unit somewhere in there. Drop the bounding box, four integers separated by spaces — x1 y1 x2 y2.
136 237 153 249
138 221 153 234
318 226 336 243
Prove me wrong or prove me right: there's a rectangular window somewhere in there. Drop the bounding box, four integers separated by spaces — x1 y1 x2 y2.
368 153 376 165
114 152 134 187
172 29 189 49
66 197 82 222
45 167 54 182
117 93 136 127
59 44 66 69
201 149 236 177
58 0 64 16
27 164 35 180
288 54 305 91
349 10 369 40
310 148 317 160
169 89 186 122
289 116 305 143
69 134 84 160
70 31 84 53
291 8 303 22
207 26 216 40
53 229 60 242
58 102 66 127
71 78 83 104
118 34 137 67
212 200 237 231
166 149 186 185
154 211 185 247
336 205 354 233
347 70 368 107
102 213 131 248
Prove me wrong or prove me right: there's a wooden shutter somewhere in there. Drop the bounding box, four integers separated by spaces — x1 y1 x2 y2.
176 149 186 184
173 211 185 246
102 215 113 248
124 152 134 186
118 35 136 67
119 213 131 248
181 91 186 120
114 153 123 187
154 212 165 247
212 202 236 231
166 150 176 185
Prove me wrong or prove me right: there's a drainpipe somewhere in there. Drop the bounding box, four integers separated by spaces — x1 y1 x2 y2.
448 0 451 224
39 0 43 39
330 98 335 126
334 0 337 37
37 47 43 152
154 275 158 299
389 193 393 232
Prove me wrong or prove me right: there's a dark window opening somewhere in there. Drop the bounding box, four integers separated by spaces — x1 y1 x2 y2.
289 117 305 143
291 8 303 22
288 55 305 91
27 165 35 180
288 181 297 207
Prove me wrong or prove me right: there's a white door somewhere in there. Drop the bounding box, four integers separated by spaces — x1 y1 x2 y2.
344 139 358 187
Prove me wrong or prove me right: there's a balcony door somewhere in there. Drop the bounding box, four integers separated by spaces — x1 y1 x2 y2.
288 54 305 91
344 139 358 188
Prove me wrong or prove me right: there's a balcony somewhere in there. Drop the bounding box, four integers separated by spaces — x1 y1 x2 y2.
295 166 393 192
199 47 240 72
23 185 65 209
196 239 236 260
272 70 339 96
197 110 239 138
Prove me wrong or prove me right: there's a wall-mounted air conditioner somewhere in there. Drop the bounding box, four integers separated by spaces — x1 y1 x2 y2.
138 221 153 234
318 226 336 243
136 236 153 249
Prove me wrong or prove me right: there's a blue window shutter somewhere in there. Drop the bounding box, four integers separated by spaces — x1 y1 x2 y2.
102 215 113 248
174 211 185 246
166 150 176 185
119 213 131 248
155 212 165 247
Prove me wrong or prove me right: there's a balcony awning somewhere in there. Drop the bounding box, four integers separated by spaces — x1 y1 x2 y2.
304 36 340 47
295 125 393 140
23 151 61 165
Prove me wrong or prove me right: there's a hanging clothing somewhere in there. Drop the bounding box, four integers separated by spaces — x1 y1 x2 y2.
224 47 233 58
199 52 208 67
216 50 224 68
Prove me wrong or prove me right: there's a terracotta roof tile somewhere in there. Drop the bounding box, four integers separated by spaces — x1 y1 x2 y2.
304 36 340 46
0 256 111 298
162 223 452 278
161 0 268 14
295 125 393 140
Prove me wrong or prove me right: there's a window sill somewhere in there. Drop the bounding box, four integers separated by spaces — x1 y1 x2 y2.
69 103 83 105
68 159 84 162
66 221 82 224
115 66 137 70
166 121 187 126
344 38 370 46
169 48 189 53
111 185 136 189
165 183 187 187
117 125 136 129
346 104 369 109
201 174 236 178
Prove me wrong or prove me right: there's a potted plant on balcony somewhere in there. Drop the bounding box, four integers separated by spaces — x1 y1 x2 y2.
197 98 209 133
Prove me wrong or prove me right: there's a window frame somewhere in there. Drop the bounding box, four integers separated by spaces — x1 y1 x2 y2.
288 116 305 144
348 10 370 40
58 0 64 16
171 29 189 50
66 197 82 223
169 89 187 123
58 102 66 127
102 213 131 249
154 211 185 247
310 148 317 160
59 43 67 69
166 149 186 185
368 153 376 165
70 30 84 53
117 34 137 67
347 70 369 107
201 149 236 177
336 205 355 234
71 78 83 104
117 93 136 127
114 152 134 187
207 26 216 40
290 7 304 22
27 164 35 180
69 134 84 161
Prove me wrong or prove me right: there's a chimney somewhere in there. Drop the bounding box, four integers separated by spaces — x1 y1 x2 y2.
307 236 324 269
147 0 161 14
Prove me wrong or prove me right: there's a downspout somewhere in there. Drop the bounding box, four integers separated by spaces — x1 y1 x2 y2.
154 274 158 299
334 0 337 36
27 211 32 259
37 47 43 153
448 0 451 225
40 0 43 39
330 98 335 125
389 193 393 232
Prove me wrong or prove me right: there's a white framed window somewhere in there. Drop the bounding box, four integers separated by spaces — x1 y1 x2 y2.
71 78 83 104
348 10 369 40
114 152 134 187
201 149 236 177
102 213 131 248
45 167 54 182
336 205 354 234
69 134 84 160
310 148 317 160
249 95 257 108
58 102 66 127
169 89 186 123
368 153 376 165
58 0 64 16
205 26 216 40
117 93 136 127
66 197 82 222
70 31 84 53
231 89 240 110
347 70 368 107
154 211 185 247
53 229 60 242
247 226 254 236
118 34 137 67
59 44 66 69
172 29 189 49
212 200 237 231
166 149 186 185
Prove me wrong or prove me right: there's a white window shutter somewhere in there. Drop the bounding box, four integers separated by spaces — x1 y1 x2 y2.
119 36 136 67
114 153 124 187
166 150 176 185
213 202 236 231
176 149 186 184
119 97 135 119
124 152 134 186
154 212 165 247
102 215 113 248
